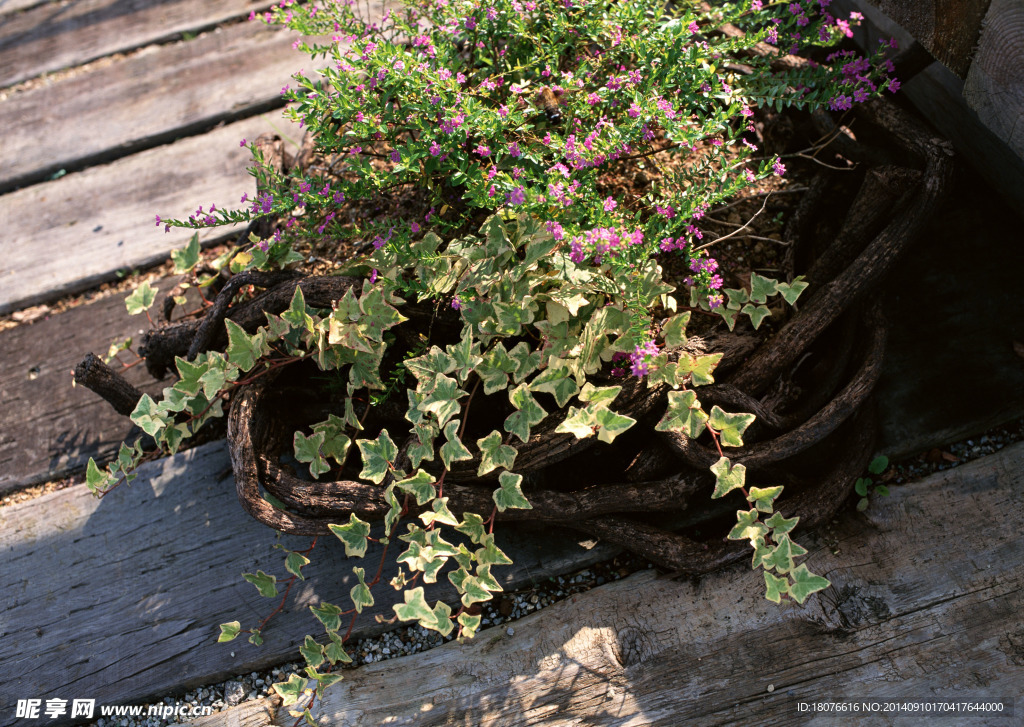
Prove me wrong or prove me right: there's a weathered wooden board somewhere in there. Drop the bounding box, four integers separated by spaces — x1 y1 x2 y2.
0 0 49 19
862 0 991 78
964 0 1024 162
0 281 178 496
0 20 304 193
0 115 299 316
235 442 1024 727
0 440 618 727
0 0 279 89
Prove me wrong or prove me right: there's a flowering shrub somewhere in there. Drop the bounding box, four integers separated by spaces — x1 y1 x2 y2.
93 0 899 711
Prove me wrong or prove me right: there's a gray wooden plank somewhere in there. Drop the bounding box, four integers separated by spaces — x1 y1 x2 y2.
0 0 278 89
0 280 176 496
0 114 299 316
269 443 1024 726
0 440 617 727
0 0 50 19
0 20 302 193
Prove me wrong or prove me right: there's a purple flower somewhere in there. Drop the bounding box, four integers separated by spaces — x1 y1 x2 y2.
603 197 617 212
889 78 901 92
474 144 491 157
390 150 401 163
506 186 526 205
773 159 787 176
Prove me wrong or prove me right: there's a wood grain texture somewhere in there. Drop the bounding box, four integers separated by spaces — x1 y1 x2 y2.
0 0 50 19
0 280 175 496
0 20 302 193
273 443 1024 726
0 115 299 316
0 0 278 89
864 0 991 77
964 0 1024 161
0 441 618 727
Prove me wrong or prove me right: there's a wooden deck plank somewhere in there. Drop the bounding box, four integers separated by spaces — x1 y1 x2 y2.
0 440 617 727
0 20 303 193
0 114 299 316
0 0 50 19
260 443 1024 726
0 281 177 496
0 0 279 89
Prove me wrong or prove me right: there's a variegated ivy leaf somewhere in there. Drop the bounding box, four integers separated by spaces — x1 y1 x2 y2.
661 311 690 348
449 568 491 607
407 423 437 469
446 332 483 384
393 587 438 629
300 635 325 669
476 430 517 477
125 281 157 315
679 353 722 387
761 534 807 574
311 415 351 465
724 287 749 311
218 621 241 643
420 375 467 427
420 497 460 528
456 512 487 544
475 533 514 566
439 420 473 470
310 602 343 632
328 514 372 558
357 429 398 484
729 509 770 544
294 430 331 479
475 343 517 395
749 272 779 304
763 571 789 604
325 631 353 664
394 469 436 506
493 471 531 512
709 406 756 447
350 566 374 614
716 306 740 331
327 288 373 353
764 511 799 535
281 285 315 334
776 276 809 305
787 564 830 604
591 406 636 444
711 456 747 499
358 286 406 342
272 674 306 707
578 382 621 407
655 389 709 438
285 551 310 580
504 385 546 443
405 346 457 389
383 484 402 535
458 611 482 639
225 319 270 371
554 405 596 439
130 394 170 438
507 341 543 383
243 570 278 598
748 485 783 513
741 303 772 330
750 536 773 569
170 233 200 274
529 359 580 407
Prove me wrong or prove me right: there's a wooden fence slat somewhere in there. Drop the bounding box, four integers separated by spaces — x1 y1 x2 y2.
0 115 299 316
0 441 618 727
0 280 178 496
0 20 303 193
265 443 1024 726
0 0 279 89
963 0 1024 162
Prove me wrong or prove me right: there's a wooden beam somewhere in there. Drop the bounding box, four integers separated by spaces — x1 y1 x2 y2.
0 115 299 316
0 21 304 193
862 0 991 78
257 443 1024 726
0 0 279 89
0 441 619 722
963 0 1024 161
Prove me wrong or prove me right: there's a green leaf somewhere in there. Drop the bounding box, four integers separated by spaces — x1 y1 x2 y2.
243 570 278 598
125 281 157 315
592 406 636 444
248 630 263 646
493 471 531 512
310 602 343 633
854 477 870 497
476 430 517 477
282 285 314 334
452 569 492 607
856 496 870 512
358 286 406 342
750 536 774 569
504 384 547 443
679 353 722 387
578 383 622 407
300 636 325 669
350 566 374 613
312 415 352 465
868 455 889 475
171 233 201 274
762 533 805 574
294 430 330 479
724 287 749 310
217 621 241 643
394 469 436 506
285 551 310 580
764 511 799 536
788 563 830 603
173 356 207 397
507 341 543 383
728 508 768 541
475 343 516 394
325 632 352 664
741 303 772 330
420 375 467 426
86 458 116 493
655 389 708 438
763 570 789 603
711 457 746 498
407 424 436 469
273 674 307 707
420 496 460 528
405 346 457 388
874 484 890 497
529 361 580 407
357 429 398 484
776 277 809 305
748 485 783 513
447 332 483 384
130 394 169 438
749 273 779 305
393 586 438 628
708 406 756 447
439 420 473 470
456 512 488 544
458 611 483 639
716 306 740 331
225 319 269 371
662 311 690 348
475 533 514 566
328 514 372 558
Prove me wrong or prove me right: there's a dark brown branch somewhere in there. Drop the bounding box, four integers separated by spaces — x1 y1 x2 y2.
74 353 145 417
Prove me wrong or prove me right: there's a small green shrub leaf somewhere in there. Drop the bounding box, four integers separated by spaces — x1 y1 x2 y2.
328 514 371 558
170 234 200 274
655 389 708 437
217 621 241 643
242 570 278 598
709 406 756 447
395 469 436 506
788 564 830 603
125 281 157 315
494 471 531 512
357 429 398 484
711 457 746 499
